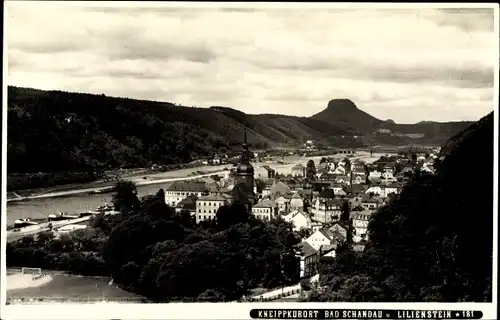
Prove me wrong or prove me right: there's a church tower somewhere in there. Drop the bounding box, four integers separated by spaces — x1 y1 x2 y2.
234 129 255 211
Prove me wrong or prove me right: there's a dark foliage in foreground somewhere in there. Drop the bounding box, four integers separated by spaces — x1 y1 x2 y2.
304 112 493 302
7 184 301 302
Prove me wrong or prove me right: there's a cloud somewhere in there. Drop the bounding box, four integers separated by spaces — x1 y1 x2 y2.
6 3 497 123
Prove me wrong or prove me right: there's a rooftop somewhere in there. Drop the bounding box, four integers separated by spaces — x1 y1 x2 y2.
254 199 277 208
167 180 208 192
299 241 317 257
197 195 228 202
175 194 198 209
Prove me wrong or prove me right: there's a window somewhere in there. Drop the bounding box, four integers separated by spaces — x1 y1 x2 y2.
198 209 201 213
198 215 201 220
203 210 206 213
204 215 206 220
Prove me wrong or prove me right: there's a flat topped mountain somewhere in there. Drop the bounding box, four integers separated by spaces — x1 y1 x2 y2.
311 99 384 132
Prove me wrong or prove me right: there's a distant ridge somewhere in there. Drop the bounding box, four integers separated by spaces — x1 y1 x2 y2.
7 86 474 179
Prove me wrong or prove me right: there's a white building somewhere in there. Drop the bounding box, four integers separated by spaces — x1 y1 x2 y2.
289 193 304 211
311 198 342 223
305 228 344 251
195 195 229 223
166 180 209 207
284 210 311 231
252 199 278 221
275 196 290 214
351 210 373 242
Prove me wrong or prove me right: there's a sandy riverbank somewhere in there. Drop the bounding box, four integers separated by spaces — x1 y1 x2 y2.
7 274 54 291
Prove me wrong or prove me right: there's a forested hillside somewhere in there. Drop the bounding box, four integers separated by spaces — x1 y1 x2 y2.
7 86 475 191
7 86 352 176
306 111 494 302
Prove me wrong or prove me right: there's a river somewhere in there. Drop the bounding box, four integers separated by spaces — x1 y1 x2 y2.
6 182 174 226
6 152 379 226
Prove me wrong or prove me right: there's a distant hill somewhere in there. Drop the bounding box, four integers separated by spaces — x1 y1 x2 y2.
7 86 478 180
311 98 473 145
6 87 355 177
311 99 383 132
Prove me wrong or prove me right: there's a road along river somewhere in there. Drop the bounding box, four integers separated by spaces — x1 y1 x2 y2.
6 152 380 226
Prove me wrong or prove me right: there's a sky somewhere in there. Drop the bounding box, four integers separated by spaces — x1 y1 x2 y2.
6 2 498 123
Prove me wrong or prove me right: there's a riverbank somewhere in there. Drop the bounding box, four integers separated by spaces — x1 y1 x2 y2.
7 167 229 203
7 269 144 304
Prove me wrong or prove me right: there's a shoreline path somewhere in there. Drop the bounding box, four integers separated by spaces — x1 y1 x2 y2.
7 152 377 203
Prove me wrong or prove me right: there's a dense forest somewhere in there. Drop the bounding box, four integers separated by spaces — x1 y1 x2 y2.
7 181 301 302
304 111 494 302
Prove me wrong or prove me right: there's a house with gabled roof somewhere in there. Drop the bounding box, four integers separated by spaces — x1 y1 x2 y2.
252 199 278 221
175 194 198 215
196 194 230 224
327 221 349 239
311 197 343 223
274 195 290 213
298 241 318 278
283 210 311 231
305 228 345 251
351 210 373 242
361 197 382 210
270 180 291 197
289 192 304 211
166 180 209 207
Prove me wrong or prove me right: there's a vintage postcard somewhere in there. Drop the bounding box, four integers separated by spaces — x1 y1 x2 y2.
1 1 498 320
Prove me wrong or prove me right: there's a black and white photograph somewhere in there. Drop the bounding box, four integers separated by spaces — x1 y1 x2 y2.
1 1 498 319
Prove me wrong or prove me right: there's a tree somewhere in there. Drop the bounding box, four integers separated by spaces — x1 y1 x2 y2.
340 200 350 223
306 160 317 184
112 180 140 214
216 203 250 229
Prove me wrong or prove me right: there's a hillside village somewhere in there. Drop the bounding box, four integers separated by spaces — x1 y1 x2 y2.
164 147 441 279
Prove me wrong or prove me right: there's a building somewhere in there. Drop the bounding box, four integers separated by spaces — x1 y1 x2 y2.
381 171 394 180
311 198 342 224
289 193 304 211
263 166 276 179
233 130 256 211
275 195 290 213
351 173 366 185
305 228 344 251
327 221 349 239
298 241 318 278
369 170 382 179
351 210 373 242
175 194 198 215
196 195 229 223
283 210 311 231
361 198 381 210
165 180 209 207
291 164 306 177
252 199 278 221
269 180 291 197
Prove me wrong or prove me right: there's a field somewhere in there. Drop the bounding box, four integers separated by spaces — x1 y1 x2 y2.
7 270 144 303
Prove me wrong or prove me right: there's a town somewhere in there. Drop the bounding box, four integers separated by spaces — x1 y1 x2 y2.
6 131 442 303
163 134 440 283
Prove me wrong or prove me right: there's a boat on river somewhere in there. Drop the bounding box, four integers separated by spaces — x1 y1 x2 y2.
97 204 114 212
79 210 100 217
88 187 115 195
48 212 79 221
13 218 39 228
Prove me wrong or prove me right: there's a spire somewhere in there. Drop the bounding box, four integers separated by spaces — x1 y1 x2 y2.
240 128 250 164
